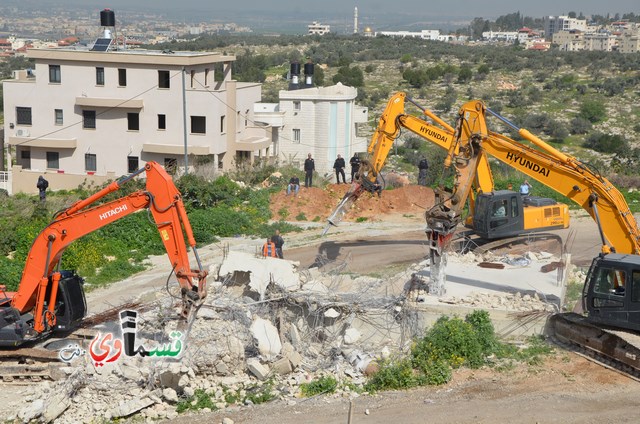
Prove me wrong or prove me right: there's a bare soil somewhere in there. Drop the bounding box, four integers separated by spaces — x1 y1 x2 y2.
177 353 636 424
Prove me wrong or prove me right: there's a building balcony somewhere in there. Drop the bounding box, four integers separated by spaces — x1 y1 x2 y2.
75 97 143 109
7 133 77 149
235 126 271 150
142 143 210 155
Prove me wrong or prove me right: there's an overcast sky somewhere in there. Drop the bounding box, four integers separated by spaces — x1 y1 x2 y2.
30 0 638 20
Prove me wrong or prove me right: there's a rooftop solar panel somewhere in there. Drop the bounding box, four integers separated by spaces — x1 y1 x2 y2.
91 38 113 52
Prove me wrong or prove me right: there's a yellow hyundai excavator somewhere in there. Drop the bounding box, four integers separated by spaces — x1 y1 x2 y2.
327 92 640 371
327 92 570 242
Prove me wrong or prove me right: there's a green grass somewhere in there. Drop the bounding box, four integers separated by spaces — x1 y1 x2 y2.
300 375 338 397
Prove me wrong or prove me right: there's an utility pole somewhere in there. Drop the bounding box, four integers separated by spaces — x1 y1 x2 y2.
182 67 188 175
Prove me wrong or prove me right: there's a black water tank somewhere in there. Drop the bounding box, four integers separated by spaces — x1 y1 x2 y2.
290 62 301 76
304 62 314 76
100 9 116 27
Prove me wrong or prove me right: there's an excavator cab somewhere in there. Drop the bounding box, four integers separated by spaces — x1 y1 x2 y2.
584 253 640 332
472 191 525 239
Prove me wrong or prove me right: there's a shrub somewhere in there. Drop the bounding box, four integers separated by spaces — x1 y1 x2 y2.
578 100 606 123
300 375 338 396
583 132 629 154
412 315 485 369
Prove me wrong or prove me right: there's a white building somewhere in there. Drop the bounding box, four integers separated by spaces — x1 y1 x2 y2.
308 22 331 36
376 30 440 40
2 47 272 194
254 83 369 179
584 32 615 51
482 31 518 42
619 25 640 53
553 30 584 51
544 16 587 40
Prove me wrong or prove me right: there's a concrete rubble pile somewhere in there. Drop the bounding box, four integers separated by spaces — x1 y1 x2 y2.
7 248 562 423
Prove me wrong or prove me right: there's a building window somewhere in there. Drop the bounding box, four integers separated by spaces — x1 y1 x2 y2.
293 101 301 111
46 151 60 169
245 109 249 126
158 70 170 89
49 65 61 83
293 128 301 143
85 153 97 172
127 156 139 173
16 107 32 125
191 116 206 134
164 158 177 175
158 114 166 130
204 68 209 86
20 150 31 170
190 70 195 88
118 68 127 86
96 67 105 86
220 115 226 134
127 112 140 131
54 109 63 125
83 110 96 129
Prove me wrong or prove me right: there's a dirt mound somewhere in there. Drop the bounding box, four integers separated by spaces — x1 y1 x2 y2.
270 184 434 222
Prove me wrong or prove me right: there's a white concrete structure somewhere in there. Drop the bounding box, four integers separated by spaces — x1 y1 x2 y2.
255 83 369 178
2 47 273 193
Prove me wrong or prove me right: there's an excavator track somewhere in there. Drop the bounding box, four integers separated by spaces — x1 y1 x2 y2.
547 312 640 381
452 231 564 255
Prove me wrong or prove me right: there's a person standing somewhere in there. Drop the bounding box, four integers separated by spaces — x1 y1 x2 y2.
418 157 429 186
287 176 300 196
36 175 49 202
333 154 346 184
304 153 315 188
271 230 285 259
262 238 277 258
350 153 361 182
519 180 532 196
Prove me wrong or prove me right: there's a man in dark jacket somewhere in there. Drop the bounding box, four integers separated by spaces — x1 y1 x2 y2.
304 153 315 187
418 157 429 186
333 154 346 184
36 175 49 201
349 153 361 182
271 230 285 259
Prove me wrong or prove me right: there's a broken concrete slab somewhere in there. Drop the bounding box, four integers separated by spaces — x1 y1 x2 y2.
246 358 270 380
250 317 282 360
272 357 293 375
219 251 300 299
344 327 361 345
109 397 156 418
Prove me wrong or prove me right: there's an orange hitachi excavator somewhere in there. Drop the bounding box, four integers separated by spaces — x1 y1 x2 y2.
0 161 208 347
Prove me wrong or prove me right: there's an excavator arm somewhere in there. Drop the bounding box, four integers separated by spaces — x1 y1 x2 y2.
1 161 207 344
450 100 640 255
326 92 494 229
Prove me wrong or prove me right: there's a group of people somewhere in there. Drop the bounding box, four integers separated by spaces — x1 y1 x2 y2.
286 152 362 196
262 230 285 259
